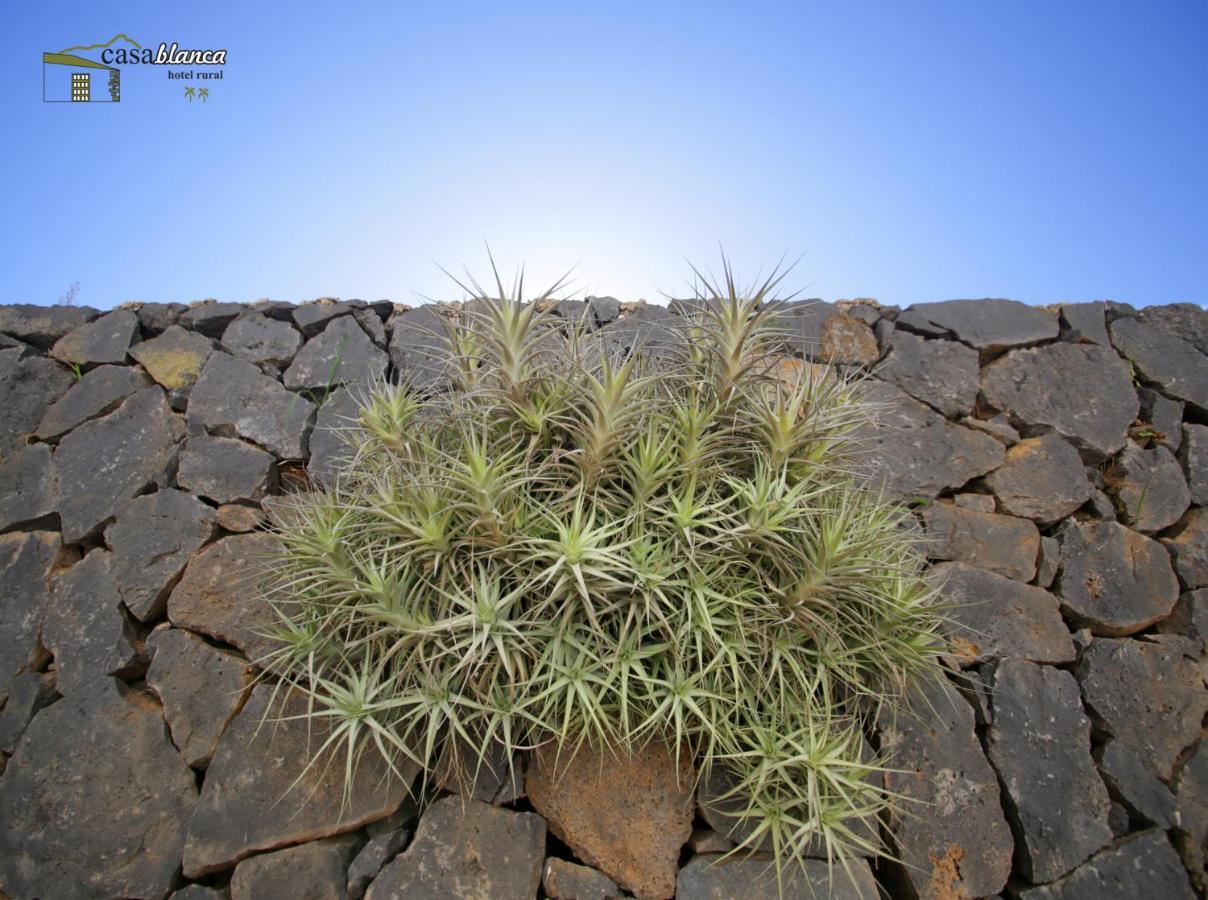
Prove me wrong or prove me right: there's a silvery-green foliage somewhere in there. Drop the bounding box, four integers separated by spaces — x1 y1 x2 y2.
258 260 946 883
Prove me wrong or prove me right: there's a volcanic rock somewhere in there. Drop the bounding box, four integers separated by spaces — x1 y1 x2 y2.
35 363 151 440
177 434 276 504
1055 519 1180 635
53 386 183 542
0 679 198 899
167 533 283 663
129 325 215 390
981 343 1138 458
364 797 545 900
987 659 1112 882
188 351 314 459
1076 635 1207 780
50 309 139 368
43 549 139 696
106 488 217 620
933 562 1074 666
878 676 1012 899
527 738 694 898
876 331 980 417
182 684 416 877
922 504 1039 581
146 627 253 768
221 313 302 368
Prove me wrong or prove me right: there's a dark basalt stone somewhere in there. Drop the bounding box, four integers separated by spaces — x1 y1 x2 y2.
0 304 99 349
855 380 1004 498
1139 302 1208 355
676 854 878 900
146 626 252 768
230 835 360 900
1060 301 1109 345
50 309 140 369
221 312 302 368
1137 387 1183 452
0 678 198 900
43 549 139 696
772 300 879 364
0 531 64 706
1156 588 1208 648
106 488 216 621
878 676 1013 900
251 299 299 321
1110 441 1190 533
1077 635 1208 780
293 299 356 337
364 797 545 900
587 295 621 327
897 298 1059 351
347 829 410 900
542 858 621 900
987 659 1113 882
0 348 74 459
53 386 183 543
1055 519 1180 635
35 364 151 440
177 434 277 504
353 307 387 347
876 330 980 417
1179 423 1208 505
133 301 188 336
388 305 456 392
1096 740 1177 828
169 886 230 899
1110 316 1208 413
982 343 1138 458
552 299 590 328
1172 742 1208 892
932 562 1074 666
182 684 416 878
188 351 314 459
922 504 1040 582
179 301 246 338
284 315 387 391
1036 534 1061 588
1162 507 1208 590
435 730 524 805
166 533 283 663
1017 830 1194 900
0 442 55 533
0 671 55 755
307 386 360 486
598 304 687 365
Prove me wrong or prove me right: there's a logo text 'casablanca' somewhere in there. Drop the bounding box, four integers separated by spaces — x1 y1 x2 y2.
103 42 226 66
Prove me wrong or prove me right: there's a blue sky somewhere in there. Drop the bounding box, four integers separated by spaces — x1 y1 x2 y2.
2 2 1205 309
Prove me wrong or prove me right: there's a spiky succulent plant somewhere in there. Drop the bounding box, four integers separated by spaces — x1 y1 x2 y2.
257 261 946 886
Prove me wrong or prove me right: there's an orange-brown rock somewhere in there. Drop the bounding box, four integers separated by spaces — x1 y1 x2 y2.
821 312 879 364
526 738 695 899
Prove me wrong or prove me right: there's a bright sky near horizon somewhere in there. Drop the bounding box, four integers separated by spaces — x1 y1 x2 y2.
2 1 1205 310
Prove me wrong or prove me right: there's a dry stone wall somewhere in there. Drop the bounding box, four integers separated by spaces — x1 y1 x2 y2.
0 295 1205 899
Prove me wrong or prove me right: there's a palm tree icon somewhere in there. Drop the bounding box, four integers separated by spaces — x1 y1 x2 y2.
184 86 195 101
199 87 209 103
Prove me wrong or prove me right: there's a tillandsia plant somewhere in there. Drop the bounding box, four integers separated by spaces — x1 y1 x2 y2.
256 258 948 889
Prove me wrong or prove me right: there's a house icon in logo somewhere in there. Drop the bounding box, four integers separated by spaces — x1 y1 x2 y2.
43 34 139 103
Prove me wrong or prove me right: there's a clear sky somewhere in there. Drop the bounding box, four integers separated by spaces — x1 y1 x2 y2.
2 1 1205 310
